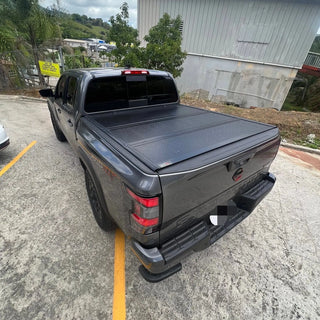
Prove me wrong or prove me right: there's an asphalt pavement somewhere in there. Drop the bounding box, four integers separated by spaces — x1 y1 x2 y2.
0 95 319 320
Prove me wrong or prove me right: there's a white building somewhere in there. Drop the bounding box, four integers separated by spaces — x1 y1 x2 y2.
138 0 320 109
63 39 89 49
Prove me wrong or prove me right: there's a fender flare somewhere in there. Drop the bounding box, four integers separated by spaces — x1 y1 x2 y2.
78 146 110 216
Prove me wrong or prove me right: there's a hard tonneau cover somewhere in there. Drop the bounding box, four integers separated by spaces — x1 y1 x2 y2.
88 104 278 173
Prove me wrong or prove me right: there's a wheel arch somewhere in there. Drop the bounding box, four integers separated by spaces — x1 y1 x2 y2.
78 147 111 218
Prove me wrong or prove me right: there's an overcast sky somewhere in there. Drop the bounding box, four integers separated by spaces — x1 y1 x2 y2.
41 1 320 35
40 0 138 27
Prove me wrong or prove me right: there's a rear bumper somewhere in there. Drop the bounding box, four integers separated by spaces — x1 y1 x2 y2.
0 138 10 151
131 172 276 276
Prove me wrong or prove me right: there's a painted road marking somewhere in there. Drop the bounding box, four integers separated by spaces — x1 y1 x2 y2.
0 141 37 177
113 228 126 320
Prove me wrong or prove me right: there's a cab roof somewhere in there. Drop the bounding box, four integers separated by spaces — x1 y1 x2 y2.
63 68 171 78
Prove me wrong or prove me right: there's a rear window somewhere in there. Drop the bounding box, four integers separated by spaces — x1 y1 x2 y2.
84 75 178 113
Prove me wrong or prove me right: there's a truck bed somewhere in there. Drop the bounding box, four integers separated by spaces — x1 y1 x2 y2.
88 104 278 173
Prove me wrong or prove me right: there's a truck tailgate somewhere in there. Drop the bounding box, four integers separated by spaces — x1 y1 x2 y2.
158 133 279 244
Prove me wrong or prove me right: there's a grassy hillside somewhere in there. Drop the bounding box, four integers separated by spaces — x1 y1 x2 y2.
282 35 320 112
310 35 320 53
45 9 110 41
60 19 109 40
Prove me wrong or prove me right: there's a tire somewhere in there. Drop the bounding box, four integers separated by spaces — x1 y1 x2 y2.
50 112 66 142
85 169 115 232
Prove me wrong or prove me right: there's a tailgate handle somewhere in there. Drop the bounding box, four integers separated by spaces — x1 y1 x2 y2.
226 153 255 172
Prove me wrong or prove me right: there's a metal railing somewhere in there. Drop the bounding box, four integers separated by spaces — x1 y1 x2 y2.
304 52 320 68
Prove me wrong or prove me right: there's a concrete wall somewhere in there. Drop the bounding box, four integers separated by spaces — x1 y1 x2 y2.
177 54 298 110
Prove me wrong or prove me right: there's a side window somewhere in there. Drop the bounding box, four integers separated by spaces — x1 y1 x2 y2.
55 75 67 101
66 76 78 109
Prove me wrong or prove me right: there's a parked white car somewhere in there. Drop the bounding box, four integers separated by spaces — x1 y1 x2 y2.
0 123 10 151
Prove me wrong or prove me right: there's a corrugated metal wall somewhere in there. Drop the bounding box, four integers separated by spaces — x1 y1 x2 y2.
138 0 320 67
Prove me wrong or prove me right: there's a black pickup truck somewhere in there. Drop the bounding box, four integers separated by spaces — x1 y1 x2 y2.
40 68 280 282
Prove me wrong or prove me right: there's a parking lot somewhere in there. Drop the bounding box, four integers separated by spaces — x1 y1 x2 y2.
1 95 320 320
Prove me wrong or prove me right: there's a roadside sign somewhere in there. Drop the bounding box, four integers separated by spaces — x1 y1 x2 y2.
38 61 60 77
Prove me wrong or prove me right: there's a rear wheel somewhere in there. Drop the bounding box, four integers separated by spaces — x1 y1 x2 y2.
85 169 115 232
50 112 66 142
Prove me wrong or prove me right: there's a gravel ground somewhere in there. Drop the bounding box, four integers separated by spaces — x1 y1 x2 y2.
181 96 320 148
0 95 320 320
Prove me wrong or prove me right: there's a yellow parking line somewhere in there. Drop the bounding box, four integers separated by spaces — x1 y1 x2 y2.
0 141 37 177
112 228 126 320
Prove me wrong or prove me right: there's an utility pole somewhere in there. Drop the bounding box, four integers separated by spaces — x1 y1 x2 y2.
58 46 65 72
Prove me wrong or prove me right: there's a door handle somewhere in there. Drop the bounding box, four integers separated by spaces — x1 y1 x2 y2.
67 119 73 127
57 108 61 113
226 153 255 172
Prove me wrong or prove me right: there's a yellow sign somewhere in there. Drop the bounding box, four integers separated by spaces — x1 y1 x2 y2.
39 61 60 77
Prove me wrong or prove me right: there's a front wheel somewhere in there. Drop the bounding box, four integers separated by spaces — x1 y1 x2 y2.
85 169 115 232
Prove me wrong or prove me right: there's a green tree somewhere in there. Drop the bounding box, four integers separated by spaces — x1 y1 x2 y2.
64 48 100 69
310 35 320 54
0 0 61 85
143 13 186 77
107 5 186 76
0 29 13 54
108 2 140 66
0 28 28 88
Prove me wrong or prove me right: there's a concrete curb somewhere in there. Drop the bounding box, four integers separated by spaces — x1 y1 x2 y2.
280 142 320 155
0 95 45 103
19 96 46 103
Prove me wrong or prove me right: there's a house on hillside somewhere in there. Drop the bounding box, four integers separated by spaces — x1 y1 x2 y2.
63 39 89 50
138 0 320 110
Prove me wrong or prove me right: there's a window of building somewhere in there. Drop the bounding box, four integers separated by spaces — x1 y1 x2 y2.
179 21 184 34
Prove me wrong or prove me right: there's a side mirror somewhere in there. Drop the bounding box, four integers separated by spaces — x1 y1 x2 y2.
39 88 54 98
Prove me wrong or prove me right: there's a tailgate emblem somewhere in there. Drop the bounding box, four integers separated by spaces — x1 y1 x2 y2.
232 168 243 182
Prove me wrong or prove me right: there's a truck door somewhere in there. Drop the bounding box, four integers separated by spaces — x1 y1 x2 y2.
59 75 78 148
53 74 67 130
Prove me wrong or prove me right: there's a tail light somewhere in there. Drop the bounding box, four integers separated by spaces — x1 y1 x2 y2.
122 70 149 75
126 188 160 234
